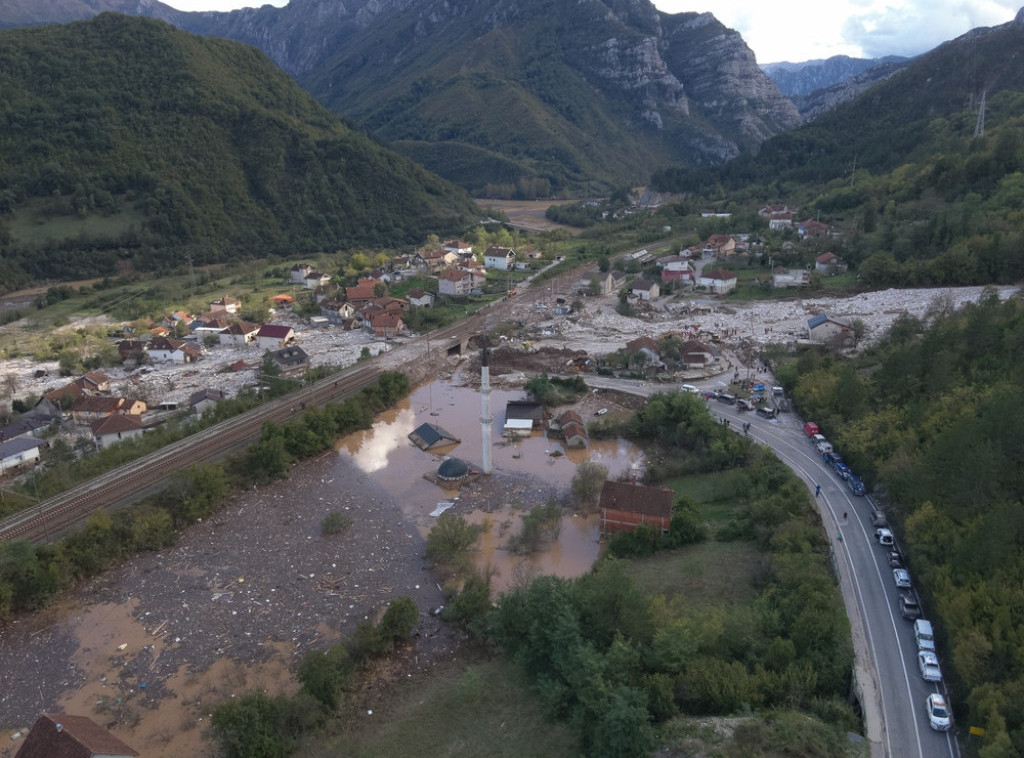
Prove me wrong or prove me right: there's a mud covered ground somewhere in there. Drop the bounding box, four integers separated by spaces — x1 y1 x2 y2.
0 445 556 757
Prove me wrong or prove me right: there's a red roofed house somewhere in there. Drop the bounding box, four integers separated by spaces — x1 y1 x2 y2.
209 295 241 314
16 712 138 758
254 324 295 350
406 288 434 308
218 320 260 346
345 283 377 308
704 234 736 258
147 337 201 363
90 415 146 450
799 218 830 238
369 311 404 339
599 480 674 535
697 269 738 295
438 269 474 296
815 252 847 275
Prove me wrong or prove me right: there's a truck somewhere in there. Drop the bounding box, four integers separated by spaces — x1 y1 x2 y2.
803 421 820 437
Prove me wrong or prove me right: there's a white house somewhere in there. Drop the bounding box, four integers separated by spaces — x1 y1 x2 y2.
0 437 43 473
630 279 660 300
483 245 515 271
697 269 738 294
303 271 331 290
147 337 201 363
218 320 260 346
406 288 435 308
290 263 313 284
209 296 241 314
90 415 145 450
189 388 229 417
254 324 295 350
771 267 810 288
808 313 854 344
815 252 848 275
438 269 474 297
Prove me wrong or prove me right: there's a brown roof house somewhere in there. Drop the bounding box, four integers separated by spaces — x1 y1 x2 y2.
89 415 145 450
599 480 674 535
16 712 138 758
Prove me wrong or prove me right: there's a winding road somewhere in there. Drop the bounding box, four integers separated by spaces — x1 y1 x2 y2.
586 374 960 758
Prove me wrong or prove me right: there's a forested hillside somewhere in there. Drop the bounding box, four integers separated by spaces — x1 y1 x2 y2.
0 14 479 291
652 12 1024 288
783 289 1024 756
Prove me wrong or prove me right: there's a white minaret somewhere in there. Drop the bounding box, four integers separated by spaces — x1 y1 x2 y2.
480 347 493 474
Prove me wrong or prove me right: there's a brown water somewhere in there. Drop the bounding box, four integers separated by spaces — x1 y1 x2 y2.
335 380 644 590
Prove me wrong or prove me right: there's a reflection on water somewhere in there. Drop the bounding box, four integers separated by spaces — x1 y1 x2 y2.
335 380 644 585
338 405 418 473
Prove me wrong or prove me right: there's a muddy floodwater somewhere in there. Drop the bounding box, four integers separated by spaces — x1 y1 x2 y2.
0 378 641 756
337 379 645 591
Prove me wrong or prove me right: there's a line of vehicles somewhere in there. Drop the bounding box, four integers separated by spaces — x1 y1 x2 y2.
804 420 953 734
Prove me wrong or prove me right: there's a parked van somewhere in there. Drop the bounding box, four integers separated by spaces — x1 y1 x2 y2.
716 393 736 405
914 619 936 652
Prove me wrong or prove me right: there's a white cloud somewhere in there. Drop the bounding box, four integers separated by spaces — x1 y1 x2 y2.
652 0 1019 63
161 0 287 11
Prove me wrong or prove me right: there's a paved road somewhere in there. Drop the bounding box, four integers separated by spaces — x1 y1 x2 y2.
584 376 961 758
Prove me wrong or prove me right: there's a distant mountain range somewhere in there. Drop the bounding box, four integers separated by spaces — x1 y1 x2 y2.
762 56 911 97
1 0 802 195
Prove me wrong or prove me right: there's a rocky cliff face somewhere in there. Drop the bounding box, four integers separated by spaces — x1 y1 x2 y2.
792 61 910 122
6 0 803 192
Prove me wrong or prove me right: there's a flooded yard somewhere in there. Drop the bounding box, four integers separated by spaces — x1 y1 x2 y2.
0 378 641 757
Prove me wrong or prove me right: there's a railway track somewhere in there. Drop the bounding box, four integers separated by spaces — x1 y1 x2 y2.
0 279 520 546
0 362 382 545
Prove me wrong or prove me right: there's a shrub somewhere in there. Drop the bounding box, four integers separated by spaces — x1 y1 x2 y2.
298 644 355 709
321 511 352 536
378 596 419 644
426 512 482 568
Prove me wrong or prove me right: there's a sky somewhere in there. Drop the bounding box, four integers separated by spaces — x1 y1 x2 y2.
161 0 1021 64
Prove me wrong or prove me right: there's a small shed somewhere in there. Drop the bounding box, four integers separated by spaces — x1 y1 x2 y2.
599 480 674 535
408 422 461 451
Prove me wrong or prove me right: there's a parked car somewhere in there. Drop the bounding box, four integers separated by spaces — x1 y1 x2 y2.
595 408 608 416
888 551 905 568
918 651 943 682
926 693 952 731
847 475 866 496
716 393 736 405
875 528 894 546
736 398 756 411
756 406 776 419
871 509 888 527
680 384 699 394
900 593 922 620
915 619 936 652
893 568 912 589
823 451 850 479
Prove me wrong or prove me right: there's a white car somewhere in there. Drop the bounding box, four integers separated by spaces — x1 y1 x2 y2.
874 528 894 546
680 384 699 394
893 568 912 589
595 408 608 416
926 693 952 731
918 651 943 682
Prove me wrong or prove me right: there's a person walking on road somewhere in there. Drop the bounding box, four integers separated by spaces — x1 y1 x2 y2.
815 484 822 497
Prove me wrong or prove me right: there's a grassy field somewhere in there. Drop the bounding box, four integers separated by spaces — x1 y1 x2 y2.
300 657 581 758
